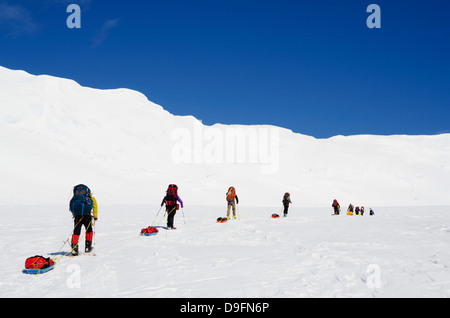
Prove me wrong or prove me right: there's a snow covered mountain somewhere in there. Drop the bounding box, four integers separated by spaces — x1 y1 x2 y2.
1 65 449 207
3 66 450 299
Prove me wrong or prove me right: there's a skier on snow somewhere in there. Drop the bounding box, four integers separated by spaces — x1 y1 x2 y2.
347 203 354 215
332 199 340 215
69 184 98 256
282 193 292 217
161 184 184 229
226 187 239 220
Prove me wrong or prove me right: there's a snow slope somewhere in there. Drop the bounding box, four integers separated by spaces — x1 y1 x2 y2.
2 205 450 298
1 65 450 207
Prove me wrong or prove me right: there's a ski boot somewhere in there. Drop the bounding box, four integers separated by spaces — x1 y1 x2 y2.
85 241 93 253
71 243 79 256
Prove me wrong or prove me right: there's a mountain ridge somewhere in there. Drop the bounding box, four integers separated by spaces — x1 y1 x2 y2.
1 65 449 207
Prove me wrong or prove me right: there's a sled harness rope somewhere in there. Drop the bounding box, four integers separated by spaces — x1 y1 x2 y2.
52 216 94 263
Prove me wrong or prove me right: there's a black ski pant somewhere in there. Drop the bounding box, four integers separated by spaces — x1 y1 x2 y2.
167 205 177 228
283 204 289 216
71 215 93 245
73 215 93 236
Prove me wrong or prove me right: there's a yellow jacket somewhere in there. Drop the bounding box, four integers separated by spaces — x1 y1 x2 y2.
91 195 98 219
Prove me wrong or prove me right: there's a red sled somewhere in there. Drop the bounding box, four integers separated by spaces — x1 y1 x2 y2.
217 217 228 223
23 256 55 275
140 227 159 236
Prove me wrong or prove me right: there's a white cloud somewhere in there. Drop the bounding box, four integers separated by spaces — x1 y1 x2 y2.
92 18 120 47
0 2 40 36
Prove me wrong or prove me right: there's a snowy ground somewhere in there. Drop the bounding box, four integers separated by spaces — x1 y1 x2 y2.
1 205 450 298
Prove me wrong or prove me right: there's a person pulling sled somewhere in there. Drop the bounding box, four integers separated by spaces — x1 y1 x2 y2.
282 193 292 217
347 203 354 216
161 184 184 229
69 184 98 256
226 187 239 220
332 199 340 215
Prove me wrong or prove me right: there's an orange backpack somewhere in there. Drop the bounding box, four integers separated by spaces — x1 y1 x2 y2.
226 187 236 201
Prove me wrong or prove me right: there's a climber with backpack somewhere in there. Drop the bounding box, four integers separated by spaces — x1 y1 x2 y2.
347 203 354 216
69 184 98 256
161 184 184 229
226 186 239 220
332 199 340 215
282 193 292 217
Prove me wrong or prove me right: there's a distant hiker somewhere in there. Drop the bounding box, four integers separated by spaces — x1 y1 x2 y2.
355 206 360 215
69 184 98 256
361 206 365 216
347 203 354 216
161 184 183 229
226 187 239 220
370 208 375 216
282 193 292 217
332 199 340 215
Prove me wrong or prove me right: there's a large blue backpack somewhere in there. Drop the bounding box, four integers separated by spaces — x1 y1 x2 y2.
70 184 93 216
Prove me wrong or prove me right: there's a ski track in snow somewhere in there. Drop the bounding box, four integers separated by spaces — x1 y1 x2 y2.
2 205 450 298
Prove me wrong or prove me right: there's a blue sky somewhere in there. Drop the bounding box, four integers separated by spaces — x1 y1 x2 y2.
0 0 449 138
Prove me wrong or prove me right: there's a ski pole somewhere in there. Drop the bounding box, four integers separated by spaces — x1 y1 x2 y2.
92 218 96 249
151 206 163 226
182 207 186 225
